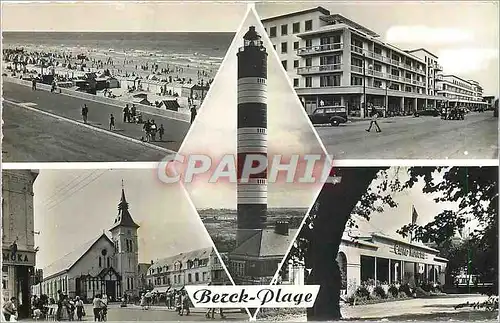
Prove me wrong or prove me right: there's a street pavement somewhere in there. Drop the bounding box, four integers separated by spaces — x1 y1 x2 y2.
75 304 249 321
2 81 190 162
2 101 170 162
315 113 498 159
265 294 495 321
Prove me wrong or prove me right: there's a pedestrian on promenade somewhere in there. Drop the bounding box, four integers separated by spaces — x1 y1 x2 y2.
190 105 197 124
150 120 157 141
109 114 115 131
159 124 165 141
82 105 89 124
366 109 382 133
92 294 102 321
2 297 17 321
180 290 190 316
143 120 151 142
123 104 129 123
32 78 37 91
75 296 84 321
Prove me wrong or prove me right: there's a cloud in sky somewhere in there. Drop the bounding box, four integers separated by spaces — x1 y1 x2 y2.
178 7 327 209
386 25 474 44
438 48 499 75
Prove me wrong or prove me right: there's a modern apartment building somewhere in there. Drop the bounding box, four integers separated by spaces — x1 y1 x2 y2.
435 75 487 109
261 6 458 117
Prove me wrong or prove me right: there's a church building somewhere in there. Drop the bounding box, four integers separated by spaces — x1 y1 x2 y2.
32 187 140 302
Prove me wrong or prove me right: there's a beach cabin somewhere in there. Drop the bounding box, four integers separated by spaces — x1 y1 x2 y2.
132 97 151 106
142 80 167 95
132 92 149 100
146 74 159 81
106 77 120 89
126 76 140 89
165 82 183 97
159 99 181 112
182 84 209 100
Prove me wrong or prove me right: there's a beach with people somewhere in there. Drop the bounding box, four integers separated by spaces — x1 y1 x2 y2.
2 32 230 115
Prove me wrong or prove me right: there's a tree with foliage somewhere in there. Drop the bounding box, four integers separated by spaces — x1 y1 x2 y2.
287 166 498 321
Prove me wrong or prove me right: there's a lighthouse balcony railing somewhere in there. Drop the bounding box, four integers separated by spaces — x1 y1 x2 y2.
296 43 343 56
297 64 343 75
238 46 267 53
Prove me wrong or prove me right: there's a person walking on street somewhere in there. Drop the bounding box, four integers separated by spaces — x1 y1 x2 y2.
366 109 382 133
109 114 115 131
190 105 197 124
123 104 129 123
75 296 84 321
32 78 37 91
150 120 157 141
92 294 102 321
82 104 89 124
159 124 165 141
2 297 17 321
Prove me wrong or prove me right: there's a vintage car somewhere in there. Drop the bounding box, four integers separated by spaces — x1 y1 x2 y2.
308 106 348 126
416 108 440 117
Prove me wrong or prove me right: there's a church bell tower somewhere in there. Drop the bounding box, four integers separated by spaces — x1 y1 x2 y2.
110 183 140 298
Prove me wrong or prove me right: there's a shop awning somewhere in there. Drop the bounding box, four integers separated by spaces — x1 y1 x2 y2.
151 286 170 293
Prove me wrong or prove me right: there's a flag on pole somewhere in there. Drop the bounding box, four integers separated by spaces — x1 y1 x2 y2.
411 205 419 225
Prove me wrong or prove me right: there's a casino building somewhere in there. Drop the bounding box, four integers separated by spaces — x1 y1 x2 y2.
31 187 140 301
286 230 448 296
2 170 39 319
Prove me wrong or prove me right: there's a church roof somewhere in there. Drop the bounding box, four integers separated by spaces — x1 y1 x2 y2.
110 188 140 231
231 229 298 258
43 233 114 279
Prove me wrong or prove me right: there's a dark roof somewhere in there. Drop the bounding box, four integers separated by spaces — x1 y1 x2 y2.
161 99 180 111
230 229 298 258
406 48 438 58
110 188 140 231
261 6 330 22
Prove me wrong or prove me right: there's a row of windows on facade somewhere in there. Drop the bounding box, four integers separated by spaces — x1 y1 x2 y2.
274 35 342 54
150 271 210 286
149 258 210 275
442 93 482 101
266 19 314 38
294 75 424 92
281 55 425 82
441 84 478 96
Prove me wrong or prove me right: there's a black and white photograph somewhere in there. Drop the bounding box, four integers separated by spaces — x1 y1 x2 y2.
1 2 248 162
256 3 499 159
1 169 248 321
1 1 499 322
263 166 498 321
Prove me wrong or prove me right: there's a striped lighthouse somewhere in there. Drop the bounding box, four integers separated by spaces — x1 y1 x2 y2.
236 26 268 246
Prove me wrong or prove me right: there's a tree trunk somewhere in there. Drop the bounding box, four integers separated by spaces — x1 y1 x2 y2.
307 167 383 321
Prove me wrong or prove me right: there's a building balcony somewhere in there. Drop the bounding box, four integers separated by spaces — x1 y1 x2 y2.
434 63 443 71
296 43 344 56
297 64 343 75
350 44 365 55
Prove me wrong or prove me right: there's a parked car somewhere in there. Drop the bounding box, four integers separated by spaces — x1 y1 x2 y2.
308 106 348 126
417 109 440 117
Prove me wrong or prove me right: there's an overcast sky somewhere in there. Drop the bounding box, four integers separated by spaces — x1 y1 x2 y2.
33 169 213 270
178 7 328 210
256 2 499 96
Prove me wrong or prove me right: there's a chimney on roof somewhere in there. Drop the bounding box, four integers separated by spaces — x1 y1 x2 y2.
275 221 289 236
150 260 153 265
